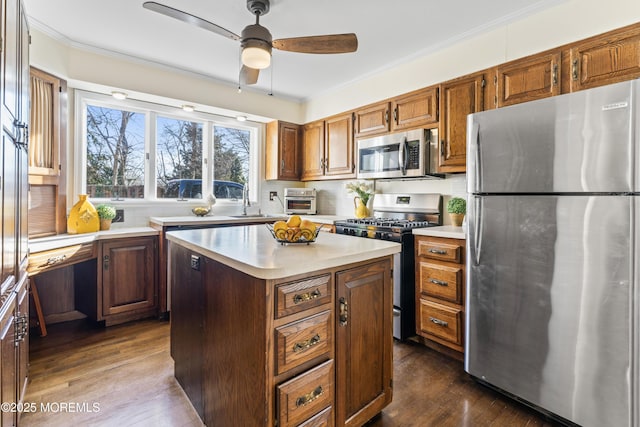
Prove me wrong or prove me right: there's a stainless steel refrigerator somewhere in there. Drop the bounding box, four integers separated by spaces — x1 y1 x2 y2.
465 79 639 427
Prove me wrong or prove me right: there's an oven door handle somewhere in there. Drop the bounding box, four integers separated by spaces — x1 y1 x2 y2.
399 137 408 175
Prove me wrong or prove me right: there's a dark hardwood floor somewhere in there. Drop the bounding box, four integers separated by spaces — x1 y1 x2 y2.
22 319 560 427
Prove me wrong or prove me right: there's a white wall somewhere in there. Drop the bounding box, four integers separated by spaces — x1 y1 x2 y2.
303 0 640 121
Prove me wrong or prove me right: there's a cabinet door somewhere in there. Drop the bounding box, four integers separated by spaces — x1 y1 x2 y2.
391 87 438 131
354 102 390 138
15 276 28 405
265 121 300 181
100 236 157 319
569 25 640 92
1 0 19 133
301 120 325 181
0 289 17 427
496 51 560 107
324 112 355 179
335 259 392 427
438 73 485 173
2 133 16 284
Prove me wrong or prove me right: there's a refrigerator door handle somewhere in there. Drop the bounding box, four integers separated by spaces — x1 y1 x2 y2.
471 122 481 191
472 196 483 266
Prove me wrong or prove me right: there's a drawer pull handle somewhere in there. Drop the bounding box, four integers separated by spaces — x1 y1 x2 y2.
296 386 324 407
293 289 321 304
46 254 67 265
429 278 448 287
429 317 448 327
339 297 348 326
428 249 447 255
293 334 321 353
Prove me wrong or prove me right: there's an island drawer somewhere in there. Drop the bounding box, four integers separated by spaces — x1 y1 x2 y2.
417 261 463 304
275 310 332 375
416 238 463 263
275 274 332 318
298 406 333 427
28 242 97 275
277 359 334 427
418 299 462 346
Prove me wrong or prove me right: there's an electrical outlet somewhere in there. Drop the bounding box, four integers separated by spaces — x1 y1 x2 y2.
269 191 278 201
113 209 125 223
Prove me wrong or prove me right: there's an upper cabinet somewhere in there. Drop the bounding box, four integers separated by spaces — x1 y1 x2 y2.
494 50 561 108
302 113 355 181
354 101 390 138
438 72 485 173
568 24 640 92
354 87 438 138
390 86 438 131
28 67 68 238
265 120 301 181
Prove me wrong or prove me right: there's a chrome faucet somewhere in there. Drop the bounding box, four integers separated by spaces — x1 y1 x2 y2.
242 184 251 215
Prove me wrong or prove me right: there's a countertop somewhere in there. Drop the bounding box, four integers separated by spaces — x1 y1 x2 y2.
413 225 466 239
29 227 160 253
148 214 288 227
148 214 347 227
166 224 401 280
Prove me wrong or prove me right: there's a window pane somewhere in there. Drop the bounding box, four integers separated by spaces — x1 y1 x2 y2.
156 117 203 199
214 126 249 199
86 105 145 198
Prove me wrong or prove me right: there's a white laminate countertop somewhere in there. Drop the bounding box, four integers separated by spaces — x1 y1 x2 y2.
29 227 160 253
413 226 466 240
166 224 401 280
148 214 289 227
301 215 349 225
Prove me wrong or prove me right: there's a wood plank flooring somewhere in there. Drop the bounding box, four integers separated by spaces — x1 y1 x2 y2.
21 319 561 427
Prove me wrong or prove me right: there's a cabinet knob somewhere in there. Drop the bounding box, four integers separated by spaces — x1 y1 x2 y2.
339 297 348 326
103 255 110 270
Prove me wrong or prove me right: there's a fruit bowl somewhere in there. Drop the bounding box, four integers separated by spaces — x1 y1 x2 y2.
266 223 321 245
191 207 211 217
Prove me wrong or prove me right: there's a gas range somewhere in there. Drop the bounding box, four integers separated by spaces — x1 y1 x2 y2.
334 217 439 242
334 193 443 242
334 193 443 340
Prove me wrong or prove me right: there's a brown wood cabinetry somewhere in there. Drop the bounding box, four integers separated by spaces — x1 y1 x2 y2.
415 236 466 356
335 261 392 427
302 120 325 180
170 241 392 426
302 113 355 181
390 87 438 131
568 24 640 92
438 73 485 173
266 120 301 181
494 51 561 107
98 236 157 326
0 292 17 427
354 101 390 137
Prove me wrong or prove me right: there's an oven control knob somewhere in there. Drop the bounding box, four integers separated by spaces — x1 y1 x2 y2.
374 232 381 239
349 229 356 236
360 230 368 237
382 232 391 240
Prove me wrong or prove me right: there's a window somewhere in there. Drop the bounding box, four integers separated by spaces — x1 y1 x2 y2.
86 105 146 198
76 91 260 203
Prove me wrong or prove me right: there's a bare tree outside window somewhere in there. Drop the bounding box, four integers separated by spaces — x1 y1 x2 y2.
156 117 203 199
214 126 250 185
86 106 145 198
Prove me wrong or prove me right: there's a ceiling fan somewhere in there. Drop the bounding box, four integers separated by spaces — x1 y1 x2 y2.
142 0 358 86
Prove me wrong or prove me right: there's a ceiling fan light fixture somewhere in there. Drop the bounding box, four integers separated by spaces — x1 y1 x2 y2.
241 45 271 69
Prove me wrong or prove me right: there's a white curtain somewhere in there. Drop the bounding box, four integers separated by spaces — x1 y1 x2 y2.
29 75 53 169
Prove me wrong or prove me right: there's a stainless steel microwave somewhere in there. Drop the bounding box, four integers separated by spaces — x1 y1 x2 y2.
357 128 442 179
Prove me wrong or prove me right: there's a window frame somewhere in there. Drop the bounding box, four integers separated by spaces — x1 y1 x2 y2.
74 90 262 207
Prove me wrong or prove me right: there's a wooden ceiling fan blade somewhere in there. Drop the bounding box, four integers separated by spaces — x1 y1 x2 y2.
272 33 358 54
143 2 240 41
240 65 260 85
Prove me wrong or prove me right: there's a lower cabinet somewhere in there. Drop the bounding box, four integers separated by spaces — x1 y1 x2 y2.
170 243 392 426
0 285 17 427
415 235 466 356
73 236 159 327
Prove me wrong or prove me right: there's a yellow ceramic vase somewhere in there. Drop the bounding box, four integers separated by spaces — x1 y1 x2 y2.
354 197 369 219
67 194 100 234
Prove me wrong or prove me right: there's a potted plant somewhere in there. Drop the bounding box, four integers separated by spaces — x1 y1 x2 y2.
96 204 117 230
447 197 466 227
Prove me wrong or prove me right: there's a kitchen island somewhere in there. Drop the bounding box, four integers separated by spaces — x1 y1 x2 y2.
166 225 401 427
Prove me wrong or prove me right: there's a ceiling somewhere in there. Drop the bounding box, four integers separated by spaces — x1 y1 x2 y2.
24 0 561 102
